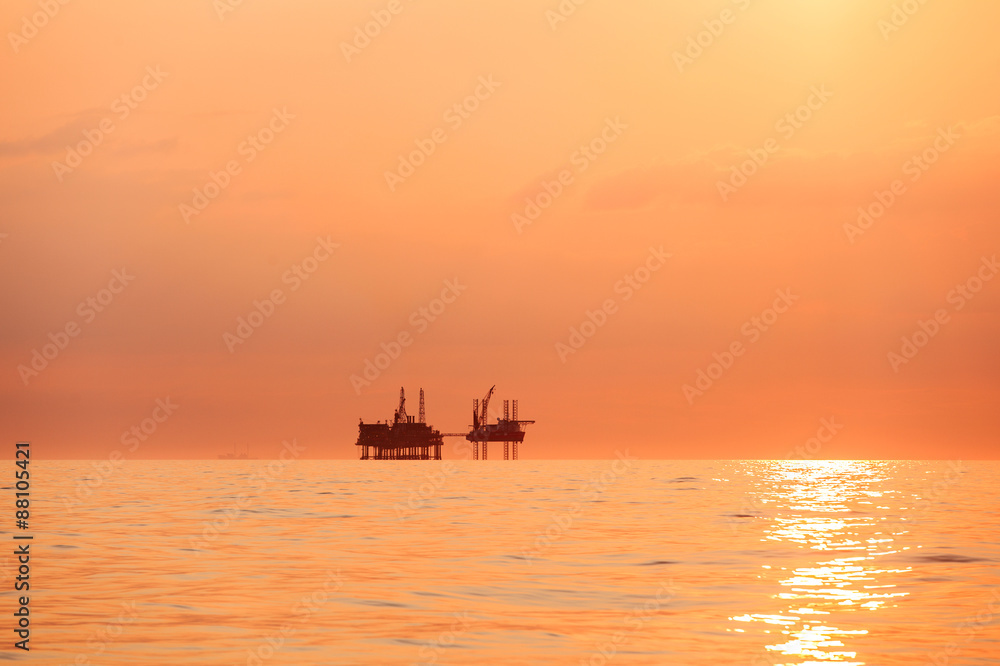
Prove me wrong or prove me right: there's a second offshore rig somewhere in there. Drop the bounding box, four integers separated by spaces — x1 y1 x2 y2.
355 386 534 460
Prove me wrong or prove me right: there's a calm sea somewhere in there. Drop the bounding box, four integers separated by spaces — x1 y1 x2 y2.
10 459 999 664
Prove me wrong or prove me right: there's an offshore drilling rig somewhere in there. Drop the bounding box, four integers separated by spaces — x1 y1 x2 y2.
466 385 535 460
354 386 533 460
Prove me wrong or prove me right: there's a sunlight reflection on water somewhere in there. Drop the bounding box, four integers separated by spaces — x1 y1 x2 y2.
728 461 957 666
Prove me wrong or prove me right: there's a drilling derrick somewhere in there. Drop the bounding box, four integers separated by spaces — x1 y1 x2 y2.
394 386 408 424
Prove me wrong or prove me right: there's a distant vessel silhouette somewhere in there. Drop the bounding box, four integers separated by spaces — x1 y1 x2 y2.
218 443 253 460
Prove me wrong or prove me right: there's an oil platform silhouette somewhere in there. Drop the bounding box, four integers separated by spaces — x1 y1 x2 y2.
355 386 533 460
356 388 444 460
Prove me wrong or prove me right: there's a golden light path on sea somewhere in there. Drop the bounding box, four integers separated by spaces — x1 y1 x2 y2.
728 461 913 665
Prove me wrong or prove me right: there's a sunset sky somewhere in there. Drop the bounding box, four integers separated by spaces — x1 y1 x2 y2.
2 0 998 459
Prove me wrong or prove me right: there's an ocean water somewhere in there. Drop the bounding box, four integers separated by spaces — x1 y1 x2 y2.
11 459 1000 664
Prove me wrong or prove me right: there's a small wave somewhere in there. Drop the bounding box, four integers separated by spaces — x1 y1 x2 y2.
915 554 990 564
352 599 411 608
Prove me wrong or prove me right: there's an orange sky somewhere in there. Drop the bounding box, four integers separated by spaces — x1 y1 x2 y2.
2 0 998 459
